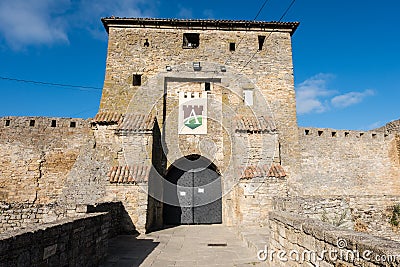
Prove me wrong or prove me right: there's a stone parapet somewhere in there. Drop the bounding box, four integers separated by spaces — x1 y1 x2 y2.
0 212 110 266
268 211 400 266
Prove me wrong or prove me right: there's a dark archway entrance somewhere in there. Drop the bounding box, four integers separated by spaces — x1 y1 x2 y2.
163 155 222 225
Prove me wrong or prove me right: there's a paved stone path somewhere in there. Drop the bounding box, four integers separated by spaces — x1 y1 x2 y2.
100 225 266 266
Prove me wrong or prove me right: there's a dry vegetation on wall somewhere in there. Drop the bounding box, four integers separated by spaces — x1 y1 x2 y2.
389 204 400 227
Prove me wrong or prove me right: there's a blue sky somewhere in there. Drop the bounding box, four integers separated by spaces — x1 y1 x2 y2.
0 0 398 130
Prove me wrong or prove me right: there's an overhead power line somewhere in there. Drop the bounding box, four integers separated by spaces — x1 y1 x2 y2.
0 0 297 94
278 0 297 22
253 0 272 21
0 76 102 91
240 0 297 71
222 0 272 66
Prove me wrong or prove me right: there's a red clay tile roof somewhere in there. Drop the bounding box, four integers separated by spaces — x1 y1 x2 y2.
92 112 123 124
92 113 155 132
235 116 276 132
101 17 299 35
117 114 155 132
239 164 286 179
108 165 150 184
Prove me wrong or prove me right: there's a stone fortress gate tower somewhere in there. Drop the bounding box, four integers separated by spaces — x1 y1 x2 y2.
92 17 300 232
1 17 400 266
1 17 399 245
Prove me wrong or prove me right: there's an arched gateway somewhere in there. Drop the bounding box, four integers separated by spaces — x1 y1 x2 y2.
163 155 222 225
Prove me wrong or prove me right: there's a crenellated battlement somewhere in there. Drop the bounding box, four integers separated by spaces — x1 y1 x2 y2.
0 116 89 131
298 126 400 196
299 127 391 141
0 116 92 203
0 16 399 258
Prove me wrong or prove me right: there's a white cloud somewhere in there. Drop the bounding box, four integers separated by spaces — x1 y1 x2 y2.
331 89 374 108
296 74 375 115
0 0 157 49
0 0 70 49
295 73 336 114
70 0 157 40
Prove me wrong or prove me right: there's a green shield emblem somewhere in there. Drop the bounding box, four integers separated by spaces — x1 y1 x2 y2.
184 115 203 129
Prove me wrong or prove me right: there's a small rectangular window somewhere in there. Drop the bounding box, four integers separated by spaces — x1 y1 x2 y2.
183 33 199 48
29 120 35 127
51 120 57 127
133 74 142 86
318 130 323 136
70 121 76 128
205 82 211 91
5 120 10 126
244 90 253 106
331 132 337 137
258 35 266 50
229 42 236 51
345 132 349 137
304 129 310 135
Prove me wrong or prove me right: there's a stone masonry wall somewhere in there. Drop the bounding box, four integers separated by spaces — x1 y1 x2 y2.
273 196 400 242
233 132 279 172
267 211 400 266
0 212 110 267
89 123 157 233
374 119 400 134
103 183 148 233
235 176 288 227
0 117 91 204
273 196 353 229
396 134 400 162
100 24 300 193
0 202 87 233
299 127 400 196
348 196 400 242
225 132 280 226
59 127 113 206
0 201 128 235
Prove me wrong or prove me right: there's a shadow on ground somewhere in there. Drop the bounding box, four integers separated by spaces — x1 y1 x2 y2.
101 225 263 266
100 234 159 267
